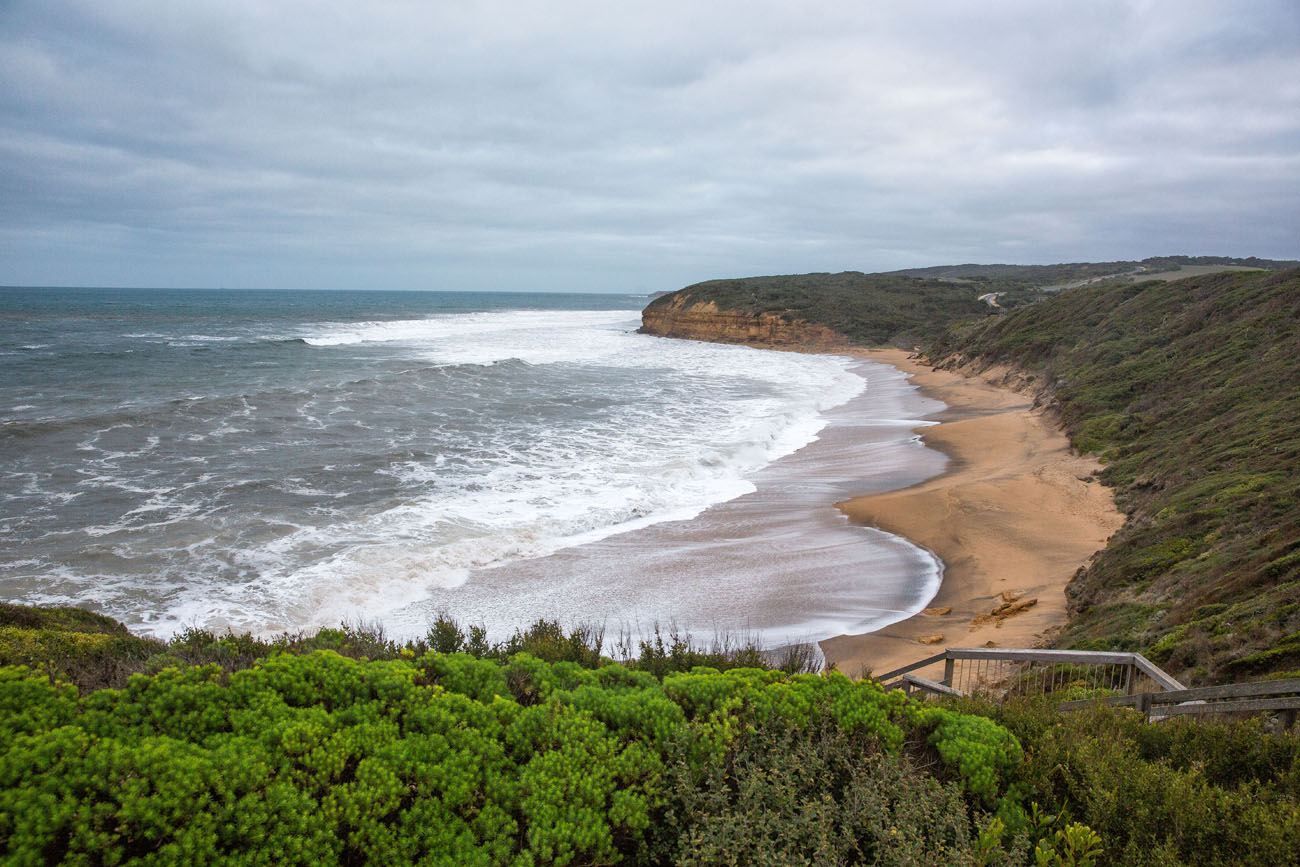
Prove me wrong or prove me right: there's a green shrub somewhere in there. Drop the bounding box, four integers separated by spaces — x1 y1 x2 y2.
659 719 985 866
0 625 162 692
0 653 1027 864
965 698 1300 865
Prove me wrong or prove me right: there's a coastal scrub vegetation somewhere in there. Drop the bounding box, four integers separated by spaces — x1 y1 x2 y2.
926 268 1300 682
956 697 1300 866
0 604 817 692
4 605 1299 863
0 606 1045 865
890 254 1298 291
643 256 1299 349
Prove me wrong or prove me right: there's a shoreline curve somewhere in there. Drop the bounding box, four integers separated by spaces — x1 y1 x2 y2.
818 348 1126 678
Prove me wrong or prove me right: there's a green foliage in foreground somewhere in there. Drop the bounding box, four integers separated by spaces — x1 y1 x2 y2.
0 653 1028 865
960 697 1300 866
0 604 817 693
10 606 1300 864
927 268 1300 681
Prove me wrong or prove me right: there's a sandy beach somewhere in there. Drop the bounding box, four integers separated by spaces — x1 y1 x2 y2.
820 348 1126 679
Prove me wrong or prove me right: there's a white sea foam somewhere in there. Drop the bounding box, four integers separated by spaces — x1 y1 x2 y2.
114 311 867 636
5 305 931 644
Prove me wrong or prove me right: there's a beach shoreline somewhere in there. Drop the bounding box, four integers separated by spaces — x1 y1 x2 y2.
819 348 1125 678
401 351 949 645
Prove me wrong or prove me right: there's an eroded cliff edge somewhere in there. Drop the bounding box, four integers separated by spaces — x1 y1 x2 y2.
639 293 846 348
636 271 1002 349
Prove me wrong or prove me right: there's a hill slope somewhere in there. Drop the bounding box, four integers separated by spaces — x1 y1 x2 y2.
640 272 999 347
639 258 1300 350
891 255 1299 289
928 268 1300 682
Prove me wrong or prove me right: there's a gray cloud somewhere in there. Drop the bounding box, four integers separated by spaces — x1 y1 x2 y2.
1 0 1297 291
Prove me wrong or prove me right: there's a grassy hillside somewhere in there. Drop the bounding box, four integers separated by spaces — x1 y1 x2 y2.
644 272 1000 346
1140 254 1300 271
928 268 1300 682
890 260 1148 286
644 258 1300 349
892 255 1299 290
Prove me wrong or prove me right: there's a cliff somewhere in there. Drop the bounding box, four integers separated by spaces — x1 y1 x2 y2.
639 271 998 347
639 295 846 348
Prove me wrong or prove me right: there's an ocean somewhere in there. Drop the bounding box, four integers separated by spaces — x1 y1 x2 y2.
0 286 943 645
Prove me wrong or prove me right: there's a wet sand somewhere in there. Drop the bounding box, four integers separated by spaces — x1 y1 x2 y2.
821 349 1125 679
396 358 951 646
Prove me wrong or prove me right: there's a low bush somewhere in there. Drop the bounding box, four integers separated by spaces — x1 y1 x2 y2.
958 697 1300 865
0 653 1037 864
0 608 823 694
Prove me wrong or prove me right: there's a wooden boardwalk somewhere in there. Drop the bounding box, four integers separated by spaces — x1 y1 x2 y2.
875 647 1299 728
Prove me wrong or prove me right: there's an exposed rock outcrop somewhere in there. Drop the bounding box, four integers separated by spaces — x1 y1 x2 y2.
638 295 846 348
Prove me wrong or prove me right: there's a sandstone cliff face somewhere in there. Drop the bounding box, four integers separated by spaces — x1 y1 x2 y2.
639 296 846 348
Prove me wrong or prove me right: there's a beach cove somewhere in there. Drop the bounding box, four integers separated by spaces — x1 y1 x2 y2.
1 286 1126 671
635 287 1127 673
411 331 1127 678
822 348 1126 676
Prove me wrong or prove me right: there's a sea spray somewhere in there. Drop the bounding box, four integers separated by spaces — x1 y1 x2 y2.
2 288 880 639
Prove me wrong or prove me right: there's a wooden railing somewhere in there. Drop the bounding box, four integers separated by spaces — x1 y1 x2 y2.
875 647 1185 698
1059 678 1300 725
875 647 1298 728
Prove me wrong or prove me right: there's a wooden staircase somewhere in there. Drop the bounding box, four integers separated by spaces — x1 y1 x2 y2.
874 647 1299 727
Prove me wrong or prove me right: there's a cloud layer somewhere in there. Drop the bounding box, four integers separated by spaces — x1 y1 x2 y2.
2 1 1298 291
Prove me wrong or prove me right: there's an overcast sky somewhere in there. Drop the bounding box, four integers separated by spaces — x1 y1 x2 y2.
2 1 1298 292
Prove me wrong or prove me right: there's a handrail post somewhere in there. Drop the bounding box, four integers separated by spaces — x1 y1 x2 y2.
1136 691 1152 721
1125 663 1137 695
943 655 955 688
